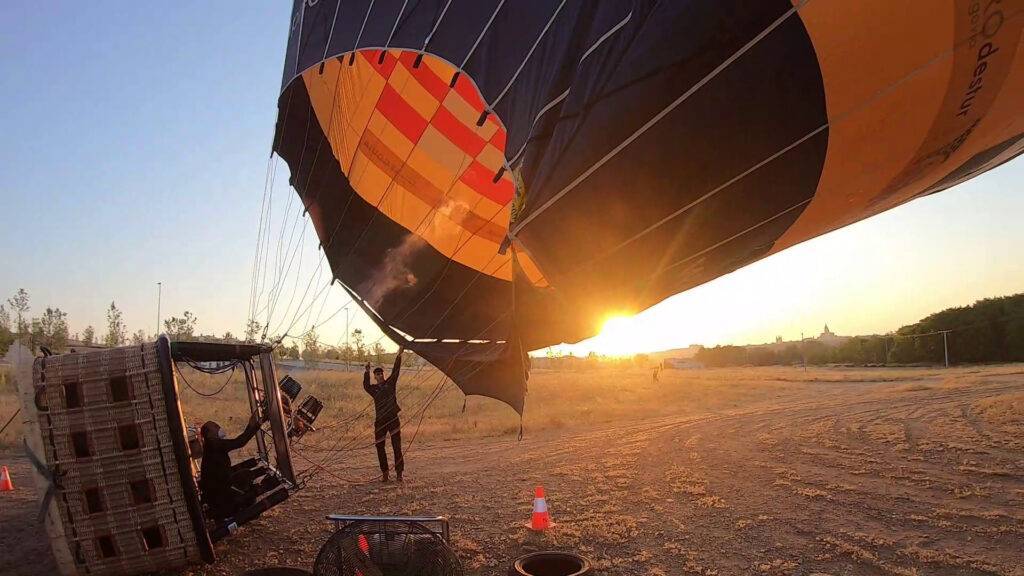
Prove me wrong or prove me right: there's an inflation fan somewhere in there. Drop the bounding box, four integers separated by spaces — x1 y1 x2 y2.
313 516 463 576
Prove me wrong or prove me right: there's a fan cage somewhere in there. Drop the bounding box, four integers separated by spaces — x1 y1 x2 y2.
314 518 462 576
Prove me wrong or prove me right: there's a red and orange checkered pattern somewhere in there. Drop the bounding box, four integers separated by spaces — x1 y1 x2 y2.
303 49 546 286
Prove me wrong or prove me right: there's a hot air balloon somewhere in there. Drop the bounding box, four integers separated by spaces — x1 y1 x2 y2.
273 0 1024 414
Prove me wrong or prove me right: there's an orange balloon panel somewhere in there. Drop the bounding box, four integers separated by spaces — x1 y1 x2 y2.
301 50 546 287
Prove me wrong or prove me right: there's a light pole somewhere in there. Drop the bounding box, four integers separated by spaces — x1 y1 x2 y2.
345 309 351 349
800 331 806 371
156 282 162 337
942 330 950 368
345 308 352 368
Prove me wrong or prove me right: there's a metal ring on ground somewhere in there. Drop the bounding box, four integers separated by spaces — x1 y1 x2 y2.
243 568 313 576
509 551 592 576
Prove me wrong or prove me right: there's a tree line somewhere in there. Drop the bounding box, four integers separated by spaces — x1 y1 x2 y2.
7 288 1021 368
0 288 207 356
695 292 1024 367
0 288 389 364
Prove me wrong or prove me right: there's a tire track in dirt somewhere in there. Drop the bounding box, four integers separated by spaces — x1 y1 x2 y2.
623 378 1024 575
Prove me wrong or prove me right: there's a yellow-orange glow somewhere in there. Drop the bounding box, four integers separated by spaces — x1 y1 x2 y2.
590 314 643 357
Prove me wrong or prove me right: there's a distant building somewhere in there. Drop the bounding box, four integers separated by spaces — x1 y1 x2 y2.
662 357 703 370
753 323 849 352
816 324 848 347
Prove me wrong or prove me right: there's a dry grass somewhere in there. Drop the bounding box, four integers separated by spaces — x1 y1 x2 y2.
0 362 816 447
3 362 1021 449
972 391 1024 430
4 362 1024 576
0 364 16 445
175 363 911 448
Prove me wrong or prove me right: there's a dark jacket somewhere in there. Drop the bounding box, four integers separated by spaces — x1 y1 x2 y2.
364 353 402 423
199 418 260 515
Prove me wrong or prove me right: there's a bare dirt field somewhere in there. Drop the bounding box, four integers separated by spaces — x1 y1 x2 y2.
2 364 1023 575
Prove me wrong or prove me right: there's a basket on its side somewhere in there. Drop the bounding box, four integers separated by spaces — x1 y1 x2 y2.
17 337 213 576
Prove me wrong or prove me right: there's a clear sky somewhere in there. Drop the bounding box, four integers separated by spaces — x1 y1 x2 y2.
1 2 1021 355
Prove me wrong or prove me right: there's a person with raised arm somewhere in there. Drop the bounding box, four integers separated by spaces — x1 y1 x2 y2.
364 348 404 482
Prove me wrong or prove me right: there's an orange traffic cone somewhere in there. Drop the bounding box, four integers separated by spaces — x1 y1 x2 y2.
0 466 13 491
531 486 550 530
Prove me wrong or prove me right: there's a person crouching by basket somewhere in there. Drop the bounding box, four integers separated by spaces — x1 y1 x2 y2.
364 348 404 482
199 413 261 520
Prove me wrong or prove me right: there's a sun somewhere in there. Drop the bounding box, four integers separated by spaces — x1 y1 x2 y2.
592 314 641 357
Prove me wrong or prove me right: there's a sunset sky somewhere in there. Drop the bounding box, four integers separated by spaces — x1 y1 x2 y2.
1 2 1022 356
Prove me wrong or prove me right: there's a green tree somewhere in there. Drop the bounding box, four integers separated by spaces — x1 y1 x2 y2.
695 345 747 367
104 301 126 347
31 307 69 352
801 340 831 365
82 325 96 346
338 342 355 362
271 336 300 360
130 329 147 346
371 341 386 364
747 347 778 366
778 344 802 365
885 293 1024 365
1006 317 1024 361
7 288 30 341
302 328 321 361
163 311 197 340
352 328 366 361
0 304 11 356
243 319 262 343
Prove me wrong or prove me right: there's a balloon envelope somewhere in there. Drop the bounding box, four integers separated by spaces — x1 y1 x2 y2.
274 0 1024 413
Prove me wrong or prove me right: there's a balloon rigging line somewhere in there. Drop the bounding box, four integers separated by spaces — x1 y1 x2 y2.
298 372 451 484
420 0 454 52
383 1 410 55
258 44 359 335
321 0 343 62
505 8 634 166
296 364 436 460
512 0 810 233
248 154 276 323
549 4 1024 288
488 0 567 108
263 108 312 330
350 0 376 65
295 366 442 477
269 223 308 334
291 0 306 76
459 1 505 71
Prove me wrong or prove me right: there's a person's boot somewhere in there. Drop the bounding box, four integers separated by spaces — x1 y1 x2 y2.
396 471 403 482
381 470 390 483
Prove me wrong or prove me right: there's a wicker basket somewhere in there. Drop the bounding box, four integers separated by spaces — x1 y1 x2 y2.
22 337 213 576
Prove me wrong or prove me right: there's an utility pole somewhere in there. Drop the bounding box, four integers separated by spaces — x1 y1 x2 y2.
801 331 806 371
156 282 162 337
338 308 353 369
942 330 950 368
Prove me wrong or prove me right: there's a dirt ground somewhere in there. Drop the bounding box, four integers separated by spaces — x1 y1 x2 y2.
2 365 1023 576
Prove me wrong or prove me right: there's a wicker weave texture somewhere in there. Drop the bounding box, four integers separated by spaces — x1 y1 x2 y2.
33 343 203 576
